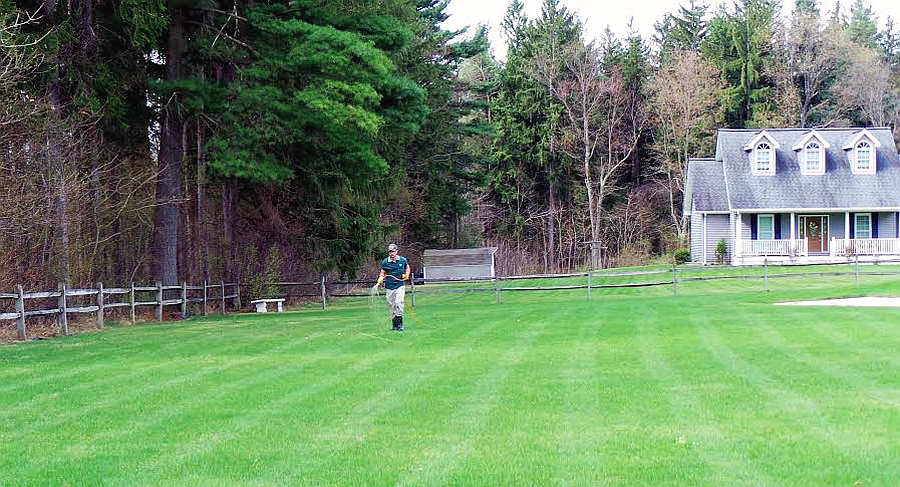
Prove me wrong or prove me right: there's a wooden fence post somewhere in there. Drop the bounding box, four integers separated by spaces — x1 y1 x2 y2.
587 272 592 301
855 253 860 286
764 259 769 292
202 280 208 316
494 277 501 304
672 262 678 297
410 275 416 307
320 274 327 310
181 282 187 317
221 281 226 315
130 282 136 324
58 282 69 336
16 284 25 341
96 282 105 329
233 280 241 310
156 281 163 322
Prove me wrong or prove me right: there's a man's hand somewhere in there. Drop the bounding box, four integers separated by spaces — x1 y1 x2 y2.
376 276 384 285
402 273 409 280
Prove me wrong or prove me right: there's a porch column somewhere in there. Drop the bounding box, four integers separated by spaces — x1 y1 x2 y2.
790 212 795 240
702 213 708 264
845 211 851 239
734 212 741 259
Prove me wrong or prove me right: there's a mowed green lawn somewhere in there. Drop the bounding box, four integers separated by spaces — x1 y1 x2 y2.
3 273 900 486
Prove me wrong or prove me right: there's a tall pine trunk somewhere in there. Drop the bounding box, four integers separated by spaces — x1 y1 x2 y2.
152 2 185 285
547 139 557 274
197 120 210 282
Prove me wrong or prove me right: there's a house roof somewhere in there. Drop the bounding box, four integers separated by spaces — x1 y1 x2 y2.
424 247 498 267
688 127 900 212
791 130 830 151
684 158 728 214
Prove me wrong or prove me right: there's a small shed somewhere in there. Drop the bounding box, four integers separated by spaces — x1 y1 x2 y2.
423 247 499 281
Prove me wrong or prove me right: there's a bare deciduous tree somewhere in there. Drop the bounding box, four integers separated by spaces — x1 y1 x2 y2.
769 15 856 127
535 40 644 269
834 44 895 126
649 50 722 242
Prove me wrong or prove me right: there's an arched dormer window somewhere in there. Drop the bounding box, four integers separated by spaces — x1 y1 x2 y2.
791 130 829 175
856 140 872 170
744 130 779 175
805 141 822 171
842 129 880 175
755 142 773 172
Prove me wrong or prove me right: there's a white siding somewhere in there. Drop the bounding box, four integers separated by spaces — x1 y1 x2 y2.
878 212 897 239
690 212 704 262
740 214 752 239
706 214 732 263
825 213 844 240
425 264 493 280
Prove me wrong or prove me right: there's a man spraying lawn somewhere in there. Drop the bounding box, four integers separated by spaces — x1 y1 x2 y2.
374 243 410 331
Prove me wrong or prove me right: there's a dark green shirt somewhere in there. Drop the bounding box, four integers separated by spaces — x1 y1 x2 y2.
381 255 408 290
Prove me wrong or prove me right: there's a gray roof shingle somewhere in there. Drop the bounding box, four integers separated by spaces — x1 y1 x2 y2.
684 158 728 213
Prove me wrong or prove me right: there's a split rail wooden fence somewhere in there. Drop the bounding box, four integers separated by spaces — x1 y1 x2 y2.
0 281 240 341
6 257 900 342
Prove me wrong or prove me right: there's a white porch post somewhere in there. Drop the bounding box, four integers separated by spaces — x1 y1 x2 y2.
734 212 741 260
790 212 795 240
845 211 851 239
702 213 708 264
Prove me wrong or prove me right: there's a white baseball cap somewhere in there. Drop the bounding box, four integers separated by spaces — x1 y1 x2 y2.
387 243 398 251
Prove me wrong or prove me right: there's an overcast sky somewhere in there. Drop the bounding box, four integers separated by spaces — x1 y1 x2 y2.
442 0 900 59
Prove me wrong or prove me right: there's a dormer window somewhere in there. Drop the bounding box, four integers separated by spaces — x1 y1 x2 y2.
755 142 773 172
792 130 829 175
842 129 880 175
744 130 779 175
805 141 821 171
856 141 872 171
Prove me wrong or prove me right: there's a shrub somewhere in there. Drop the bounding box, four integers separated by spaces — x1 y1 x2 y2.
715 239 728 264
249 246 284 300
674 248 690 264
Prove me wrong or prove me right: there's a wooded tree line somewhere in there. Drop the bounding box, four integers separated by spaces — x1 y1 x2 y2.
1 0 898 291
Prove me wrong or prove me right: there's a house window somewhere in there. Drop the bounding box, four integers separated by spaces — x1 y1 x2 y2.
755 142 773 172
758 214 775 240
855 213 872 239
804 141 821 171
856 141 872 171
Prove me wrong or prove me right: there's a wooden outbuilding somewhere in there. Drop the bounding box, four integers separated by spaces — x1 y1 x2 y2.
423 247 499 281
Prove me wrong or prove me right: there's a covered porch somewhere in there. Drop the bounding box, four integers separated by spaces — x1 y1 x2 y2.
733 210 900 265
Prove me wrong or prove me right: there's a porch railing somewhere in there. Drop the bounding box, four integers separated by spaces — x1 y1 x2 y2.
830 238 900 256
740 239 808 257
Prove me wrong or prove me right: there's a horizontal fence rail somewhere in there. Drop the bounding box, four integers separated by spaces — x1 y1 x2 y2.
5 257 900 342
0 281 241 341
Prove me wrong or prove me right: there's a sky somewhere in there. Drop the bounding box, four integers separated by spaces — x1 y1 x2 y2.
442 0 900 59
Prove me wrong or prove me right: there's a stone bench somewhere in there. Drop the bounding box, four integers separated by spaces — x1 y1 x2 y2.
251 298 285 313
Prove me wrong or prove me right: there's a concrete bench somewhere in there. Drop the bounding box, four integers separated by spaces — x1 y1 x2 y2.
251 298 285 313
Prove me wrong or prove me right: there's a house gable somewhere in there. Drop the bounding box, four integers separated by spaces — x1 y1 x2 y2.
842 129 881 175
791 130 829 175
743 131 779 176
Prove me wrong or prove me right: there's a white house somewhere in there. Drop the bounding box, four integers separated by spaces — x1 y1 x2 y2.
684 127 900 265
